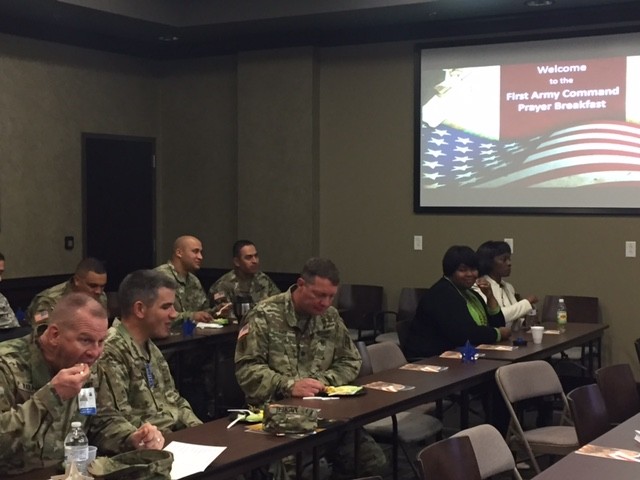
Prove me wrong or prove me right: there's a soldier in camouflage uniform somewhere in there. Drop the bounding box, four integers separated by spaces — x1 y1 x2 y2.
92 270 201 455
155 235 214 326
0 252 19 329
235 257 387 479
208 240 280 316
0 294 109 475
26 257 108 326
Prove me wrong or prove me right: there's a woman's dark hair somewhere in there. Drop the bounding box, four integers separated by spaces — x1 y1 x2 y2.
476 240 512 276
442 245 478 277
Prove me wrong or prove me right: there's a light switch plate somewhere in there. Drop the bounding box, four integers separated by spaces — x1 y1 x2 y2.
413 235 423 251
625 241 636 258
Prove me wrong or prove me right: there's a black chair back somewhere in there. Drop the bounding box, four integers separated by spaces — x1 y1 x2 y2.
336 284 384 342
567 383 610 445
417 436 482 480
596 363 640 424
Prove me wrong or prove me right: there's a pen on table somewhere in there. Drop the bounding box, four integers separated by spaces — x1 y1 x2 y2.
302 396 340 400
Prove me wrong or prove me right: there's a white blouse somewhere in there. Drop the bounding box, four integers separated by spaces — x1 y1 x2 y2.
473 275 532 327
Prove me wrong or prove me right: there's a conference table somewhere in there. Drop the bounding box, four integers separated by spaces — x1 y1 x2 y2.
475 322 607 365
282 356 509 479
6 321 607 480
155 323 239 355
156 324 240 418
532 412 640 479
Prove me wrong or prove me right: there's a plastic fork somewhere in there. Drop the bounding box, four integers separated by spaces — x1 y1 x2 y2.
226 409 253 429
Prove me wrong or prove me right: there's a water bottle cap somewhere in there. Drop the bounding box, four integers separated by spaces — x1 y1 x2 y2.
71 421 82 428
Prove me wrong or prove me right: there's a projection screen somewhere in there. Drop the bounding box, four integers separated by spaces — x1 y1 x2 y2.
414 33 640 215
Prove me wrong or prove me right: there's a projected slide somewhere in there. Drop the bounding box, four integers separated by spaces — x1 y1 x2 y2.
416 35 640 213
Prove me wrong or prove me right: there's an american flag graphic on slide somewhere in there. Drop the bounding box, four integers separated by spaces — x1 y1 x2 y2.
420 121 640 189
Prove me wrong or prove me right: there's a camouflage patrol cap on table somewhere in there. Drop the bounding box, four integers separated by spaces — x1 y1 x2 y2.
262 404 320 434
88 450 173 480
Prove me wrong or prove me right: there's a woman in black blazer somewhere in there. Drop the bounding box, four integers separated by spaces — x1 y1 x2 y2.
405 245 510 358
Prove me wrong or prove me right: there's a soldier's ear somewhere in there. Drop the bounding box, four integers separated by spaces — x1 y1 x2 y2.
47 324 61 345
296 277 306 289
132 300 146 319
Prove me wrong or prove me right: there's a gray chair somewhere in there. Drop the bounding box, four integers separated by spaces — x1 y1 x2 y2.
595 363 640 425
453 424 524 480
567 384 610 446
495 360 579 474
355 340 373 377
417 435 482 480
363 342 443 479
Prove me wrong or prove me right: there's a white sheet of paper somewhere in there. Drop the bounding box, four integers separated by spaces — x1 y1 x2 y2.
196 322 224 329
164 441 226 479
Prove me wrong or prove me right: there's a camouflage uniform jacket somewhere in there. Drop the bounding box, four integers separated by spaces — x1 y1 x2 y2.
92 323 201 455
0 292 19 328
208 269 280 307
235 286 362 407
0 334 99 475
26 279 108 326
154 262 211 324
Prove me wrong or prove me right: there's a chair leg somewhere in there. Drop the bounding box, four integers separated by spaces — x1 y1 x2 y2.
399 441 421 480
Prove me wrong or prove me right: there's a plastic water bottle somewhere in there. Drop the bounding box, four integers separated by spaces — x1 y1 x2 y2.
64 421 89 474
556 298 567 333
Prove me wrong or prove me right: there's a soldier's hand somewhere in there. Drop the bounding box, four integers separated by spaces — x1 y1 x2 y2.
50 363 90 400
291 378 325 397
192 311 213 323
128 423 165 450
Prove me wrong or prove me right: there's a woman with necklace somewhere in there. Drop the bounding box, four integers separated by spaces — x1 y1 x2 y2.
474 240 538 329
405 245 510 359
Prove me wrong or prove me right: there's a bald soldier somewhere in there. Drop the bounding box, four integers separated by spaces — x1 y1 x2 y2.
27 257 108 326
155 235 213 325
0 293 162 475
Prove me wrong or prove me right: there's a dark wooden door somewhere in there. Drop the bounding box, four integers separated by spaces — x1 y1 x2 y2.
83 134 155 292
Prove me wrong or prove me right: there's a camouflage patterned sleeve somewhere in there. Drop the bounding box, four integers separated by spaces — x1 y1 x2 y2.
26 295 56 326
89 358 143 454
0 366 65 465
90 340 201 454
265 276 281 298
0 294 19 329
311 311 361 386
234 311 295 406
208 275 233 307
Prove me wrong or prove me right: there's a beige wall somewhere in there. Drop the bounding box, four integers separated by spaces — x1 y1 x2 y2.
237 48 318 272
157 56 237 266
0 34 158 276
1 33 638 368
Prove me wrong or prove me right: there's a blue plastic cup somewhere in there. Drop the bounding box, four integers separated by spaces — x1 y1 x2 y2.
182 319 196 336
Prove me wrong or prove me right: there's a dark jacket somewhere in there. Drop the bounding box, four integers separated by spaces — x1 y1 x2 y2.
405 277 505 358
